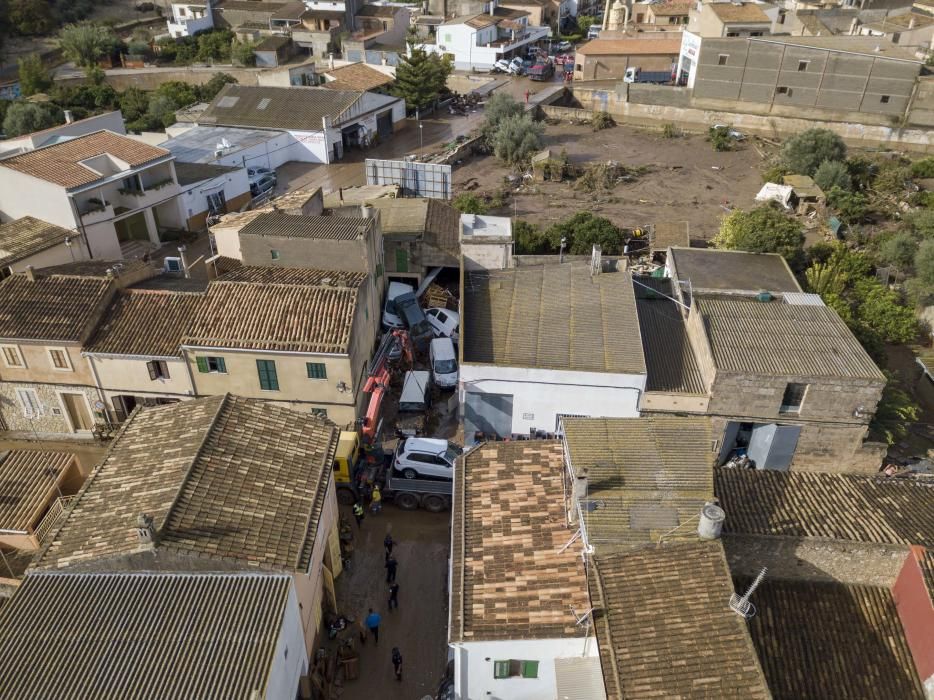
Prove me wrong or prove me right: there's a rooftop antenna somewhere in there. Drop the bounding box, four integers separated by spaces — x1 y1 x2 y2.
730 567 767 619
569 606 594 627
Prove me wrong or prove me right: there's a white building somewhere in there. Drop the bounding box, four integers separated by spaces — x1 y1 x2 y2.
0 130 185 260
166 0 214 38
424 3 551 71
196 84 406 163
450 440 602 700
0 216 91 277
0 110 127 159
0 572 308 699
460 213 513 271
459 260 647 442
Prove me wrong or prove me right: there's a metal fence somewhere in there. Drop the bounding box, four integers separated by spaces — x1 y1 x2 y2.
365 158 452 200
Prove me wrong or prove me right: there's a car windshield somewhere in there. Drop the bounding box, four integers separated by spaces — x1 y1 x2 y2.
434 359 457 374
443 447 460 463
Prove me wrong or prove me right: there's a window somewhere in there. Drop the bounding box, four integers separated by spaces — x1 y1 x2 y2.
1 344 24 368
750 31 763 36
311 408 328 418
147 360 170 380
121 173 143 193
880 95 890 104
48 348 71 371
306 362 327 379
15 388 42 418
206 191 227 215
726 31 738 37
797 60 809 72
270 249 281 260
780 383 808 414
717 54 729 65
776 86 792 97
493 660 539 679
892 32 901 44
257 359 279 391
196 356 227 373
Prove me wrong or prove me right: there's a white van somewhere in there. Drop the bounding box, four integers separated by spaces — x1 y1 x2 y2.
399 370 432 412
383 281 415 329
430 337 458 389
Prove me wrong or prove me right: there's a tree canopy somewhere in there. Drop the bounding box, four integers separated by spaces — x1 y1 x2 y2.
2 101 62 136
59 22 120 69
16 54 51 96
390 48 452 112
492 113 544 166
712 205 805 267
781 128 847 176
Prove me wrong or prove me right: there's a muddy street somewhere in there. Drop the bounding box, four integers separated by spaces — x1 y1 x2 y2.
334 504 451 700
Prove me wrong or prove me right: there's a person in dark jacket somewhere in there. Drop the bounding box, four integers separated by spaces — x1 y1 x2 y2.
353 502 365 528
392 647 403 681
384 533 394 557
388 582 399 610
385 555 398 583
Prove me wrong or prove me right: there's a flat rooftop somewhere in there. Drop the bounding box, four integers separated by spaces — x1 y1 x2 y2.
460 213 511 238
668 247 802 294
160 125 286 164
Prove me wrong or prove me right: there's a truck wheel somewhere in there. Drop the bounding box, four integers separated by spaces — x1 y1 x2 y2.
402 468 417 479
395 492 419 510
422 494 448 513
337 488 356 506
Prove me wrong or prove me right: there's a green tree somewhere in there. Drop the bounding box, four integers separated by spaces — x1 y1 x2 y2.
8 0 53 35
231 39 255 66
480 92 524 149
452 192 488 214
878 231 918 272
906 210 934 238
712 205 805 267
826 186 870 224
804 261 845 296
195 28 233 63
119 86 150 124
781 128 847 176
813 159 851 192
153 80 199 108
869 372 920 445
2 101 62 136
17 54 51 96
390 47 452 112
577 15 597 33
197 72 237 101
911 157 934 179
146 94 180 128
513 219 551 254
872 159 912 197
492 113 544 166
852 278 919 344
59 22 119 68
545 212 623 255
913 238 934 287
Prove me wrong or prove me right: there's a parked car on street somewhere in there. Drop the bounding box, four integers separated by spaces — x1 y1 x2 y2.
250 174 276 198
383 281 415 329
587 25 601 39
426 307 459 342
430 337 458 389
556 40 573 52
393 437 460 480
247 166 275 184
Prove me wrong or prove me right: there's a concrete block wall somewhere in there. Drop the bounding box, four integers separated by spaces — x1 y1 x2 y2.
723 534 910 588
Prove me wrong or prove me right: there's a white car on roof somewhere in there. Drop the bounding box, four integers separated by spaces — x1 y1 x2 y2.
425 308 459 342
393 437 460 480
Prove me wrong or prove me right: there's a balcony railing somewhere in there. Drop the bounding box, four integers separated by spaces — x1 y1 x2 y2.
35 495 76 544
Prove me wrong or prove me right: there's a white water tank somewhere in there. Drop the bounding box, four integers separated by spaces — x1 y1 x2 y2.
697 503 725 540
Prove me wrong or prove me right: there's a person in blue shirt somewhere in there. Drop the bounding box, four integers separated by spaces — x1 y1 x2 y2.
365 608 382 644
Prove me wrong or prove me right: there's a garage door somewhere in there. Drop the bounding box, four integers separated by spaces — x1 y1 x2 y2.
464 392 513 441
377 110 393 139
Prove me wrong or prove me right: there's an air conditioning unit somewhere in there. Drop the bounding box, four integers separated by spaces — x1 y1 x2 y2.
164 257 183 273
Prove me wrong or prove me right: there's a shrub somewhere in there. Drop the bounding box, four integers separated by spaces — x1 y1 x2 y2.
513 220 551 254
17 55 52 97
452 193 488 214
492 113 544 166
878 230 918 271
781 128 847 176
813 159 852 192
761 164 787 183
591 111 614 131
2 101 63 136
661 122 680 138
545 212 623 255
712 205 805 267
911 157 934 179
827 186 870 224
708 127 733 152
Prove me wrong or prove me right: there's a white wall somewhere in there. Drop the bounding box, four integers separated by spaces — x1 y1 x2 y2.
0 170 76 229
460 363 645 437
178 169 251 222
89 355 195 397
82 220 124 259
289 129 337 163
454 637 599 700
5 239 91 274
265 582 309 700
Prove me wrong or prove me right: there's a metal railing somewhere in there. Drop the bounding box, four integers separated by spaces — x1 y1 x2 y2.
35 495 76 544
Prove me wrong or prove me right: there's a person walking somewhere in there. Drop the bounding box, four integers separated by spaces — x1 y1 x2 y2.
370 485 382 514
384 533 394 558
353 502 365 528
388 582 399 611
391 647 403 681
385 555 398 583
365 608 382 644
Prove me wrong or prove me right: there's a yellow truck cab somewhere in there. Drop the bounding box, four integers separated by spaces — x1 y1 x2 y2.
334 431 361 504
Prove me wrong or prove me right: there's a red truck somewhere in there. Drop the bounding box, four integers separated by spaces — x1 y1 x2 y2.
529 58 555 81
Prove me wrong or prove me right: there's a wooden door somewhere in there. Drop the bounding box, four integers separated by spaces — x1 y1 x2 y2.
61 393 93 432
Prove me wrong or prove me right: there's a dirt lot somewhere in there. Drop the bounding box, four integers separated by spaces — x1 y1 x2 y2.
331 505 451 700
454 122 770 242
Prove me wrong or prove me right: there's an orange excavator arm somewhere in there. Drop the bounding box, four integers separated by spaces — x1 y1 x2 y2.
362 366 391 442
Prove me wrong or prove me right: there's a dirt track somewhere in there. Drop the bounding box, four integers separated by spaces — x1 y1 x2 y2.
455 122 770 241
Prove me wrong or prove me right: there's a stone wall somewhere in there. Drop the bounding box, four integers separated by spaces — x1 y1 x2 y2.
0 382 101 437
723 534 910 588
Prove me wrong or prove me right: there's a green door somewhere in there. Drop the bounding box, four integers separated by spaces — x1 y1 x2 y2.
395 247 408 273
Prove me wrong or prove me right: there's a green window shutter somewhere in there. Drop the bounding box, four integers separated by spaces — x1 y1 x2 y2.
395 248 408 273
306 362 327 379
196 357 209 373
520 661 539 679
257 359 279 391
493 661 510 679
217 357 226 373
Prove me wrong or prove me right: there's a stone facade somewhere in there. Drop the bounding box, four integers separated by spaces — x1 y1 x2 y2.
723 534 910 588
0 381 101 437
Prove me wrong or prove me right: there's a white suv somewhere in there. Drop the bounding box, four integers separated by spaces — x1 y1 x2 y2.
393 438 460 480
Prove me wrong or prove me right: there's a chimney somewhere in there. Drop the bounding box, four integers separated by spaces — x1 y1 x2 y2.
64 110 74 124
328 52 335 69
24 265 35 282
909 15 916 30
178 245 190 279
136 513 155 545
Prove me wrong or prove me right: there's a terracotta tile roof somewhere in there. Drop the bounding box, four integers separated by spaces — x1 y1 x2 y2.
590 542 770 700
0 217 77 268
34 395 339 572
577 37 682 55
450 441 589 642
648 0 692 15
0 451 75 533
457 14 497 28
0 572 292 698
324 63 394 92
563 416 713 550
0 271 112 342
0 131 171 189
708 2 770 23
184 267 364 353
743 579 924 699
695 295 885 380
715 468 934 546
463 262 646 374
634 277 706 394
85 289 205 357
240 211 374 240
